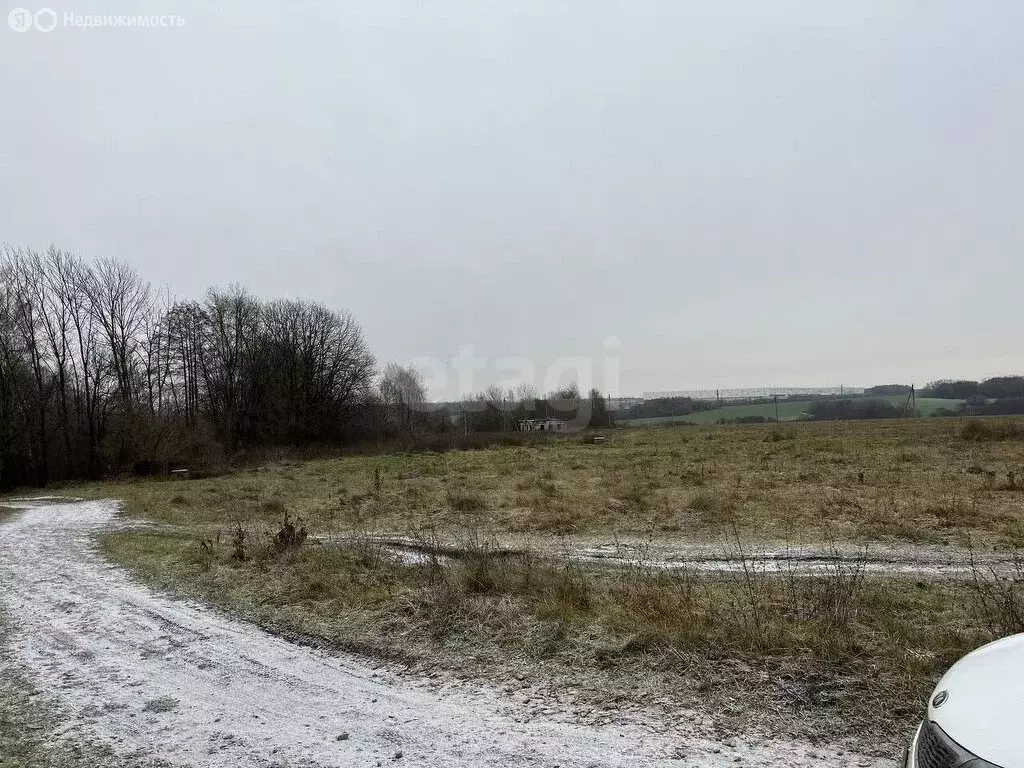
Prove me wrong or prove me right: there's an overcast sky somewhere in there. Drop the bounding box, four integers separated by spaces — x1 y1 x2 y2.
2 1 1022 398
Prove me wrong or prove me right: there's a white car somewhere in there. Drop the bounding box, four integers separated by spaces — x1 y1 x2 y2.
905 633 1024 767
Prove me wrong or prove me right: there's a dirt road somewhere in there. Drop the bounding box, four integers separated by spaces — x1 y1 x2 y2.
349 534 1009 579
0 499 892 767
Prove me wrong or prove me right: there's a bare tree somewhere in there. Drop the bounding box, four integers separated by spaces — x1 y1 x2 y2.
0 245 379 485
0 255 30 489
64 257 112 477
380 363 426 431
199 285 261 449
88 257 151 406
262 300 375 439
3 248 59 483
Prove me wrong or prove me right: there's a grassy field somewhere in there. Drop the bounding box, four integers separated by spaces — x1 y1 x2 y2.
626 399 818 425
29 416 1021 748
75 417 1024 546
625 396 963 425
899 396 967 415
100 525 1001 745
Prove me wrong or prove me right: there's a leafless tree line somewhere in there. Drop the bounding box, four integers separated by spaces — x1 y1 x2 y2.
453 383 611 432
0 246 374 489
370 370 610 435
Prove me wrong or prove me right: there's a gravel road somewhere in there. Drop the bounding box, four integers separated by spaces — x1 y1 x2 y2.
0 499 892 767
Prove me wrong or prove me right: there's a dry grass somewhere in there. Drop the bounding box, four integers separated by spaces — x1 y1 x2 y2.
62 417 1024 548
967 546 1024 636
445 489 487 513
960 418 1024 442
47 416 1024 746
101 521 997 745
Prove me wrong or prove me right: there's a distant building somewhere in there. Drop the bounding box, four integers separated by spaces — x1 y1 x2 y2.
518 418 568 432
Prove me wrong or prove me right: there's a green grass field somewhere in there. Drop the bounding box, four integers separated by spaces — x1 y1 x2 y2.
898 396 967 415
625 396 963 425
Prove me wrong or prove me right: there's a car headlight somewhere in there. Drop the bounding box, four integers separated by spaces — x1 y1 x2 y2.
916 719 1002 768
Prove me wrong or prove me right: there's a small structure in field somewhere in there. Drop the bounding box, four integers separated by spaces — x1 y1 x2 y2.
518 418 568 432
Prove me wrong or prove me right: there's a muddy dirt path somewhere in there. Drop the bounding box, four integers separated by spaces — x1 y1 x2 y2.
0 500 892 767
333 534 1012 579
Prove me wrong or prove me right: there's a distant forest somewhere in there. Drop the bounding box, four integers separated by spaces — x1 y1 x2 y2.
620 377 1024 423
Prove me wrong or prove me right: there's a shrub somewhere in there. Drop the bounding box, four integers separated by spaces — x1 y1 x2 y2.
969 549 1024 636
230 523 247 562
446 489 486 512
960 419 1024 442
273 513 308 552
623 463 651 509
260 499 287 516
971 398 1024 416
807 398 903 420
687 490 735 524
188 538 217 570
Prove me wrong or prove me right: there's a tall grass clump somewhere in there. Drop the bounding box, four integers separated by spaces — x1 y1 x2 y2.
446 489 486 512
968 547 1024 635
961 419 1024 442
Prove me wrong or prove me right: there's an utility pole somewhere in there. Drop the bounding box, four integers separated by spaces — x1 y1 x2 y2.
903 385 916 418
774 394 779 423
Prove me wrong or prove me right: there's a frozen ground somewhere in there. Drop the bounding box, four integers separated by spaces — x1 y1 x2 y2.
331 533 1013 579
0 499 893 767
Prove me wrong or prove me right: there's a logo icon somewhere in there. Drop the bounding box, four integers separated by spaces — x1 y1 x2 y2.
932 690 949 708
8 8 33 31
8 7 57 32
33 8 57 31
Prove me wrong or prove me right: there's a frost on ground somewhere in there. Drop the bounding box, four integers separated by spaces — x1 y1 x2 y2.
333 533 1011 579
0 500 893 767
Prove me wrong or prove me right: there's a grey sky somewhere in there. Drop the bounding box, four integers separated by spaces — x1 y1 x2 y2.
2 1 1022 398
